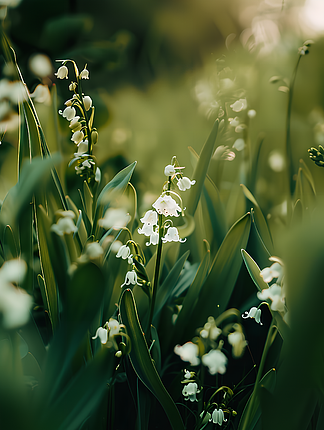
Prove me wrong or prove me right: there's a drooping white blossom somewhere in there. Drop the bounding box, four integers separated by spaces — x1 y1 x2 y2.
55 65 68 79
152 194 181 217
162 226 186 243
177 177 196 192
120 270 140 288
98 208 130 230
201 349 227 375
174 342 200 366
242 306 262 325
182 382 200 402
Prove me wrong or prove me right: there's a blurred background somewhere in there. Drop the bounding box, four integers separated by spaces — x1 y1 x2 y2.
1 0 324 228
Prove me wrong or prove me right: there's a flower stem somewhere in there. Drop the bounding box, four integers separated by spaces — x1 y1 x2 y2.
146 213 163 337
286 55 302 199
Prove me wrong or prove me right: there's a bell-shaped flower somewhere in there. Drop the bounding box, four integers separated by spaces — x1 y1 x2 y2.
69 82 77 91
200 316 222 340
138 222 154 237
69 116 82 131
162 226 186 243
99 208 130 230
146 228 159 246
210 409 226 426
83 95 92 111
242 306 262 325
260 262 283 284
233 138 245 151
62 106 76 121
51 216 78 236
55 65 68 79
230 98 247 112
201 349 227 375
0 259 32 329
228 329 247 358
92 318 120 344
121 270 140 288
174 341 200 366
140 209 158 226
152 194 181 217
257 283 285 312
74 140 89 157
116 244 133 264
71 130 84 145
80 67 89 79
177 177 196 191
164 164 176 176
182 382 200 402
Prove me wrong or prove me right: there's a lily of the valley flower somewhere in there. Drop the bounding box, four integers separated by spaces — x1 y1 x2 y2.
116 244 133 264
257 284 285 312
83 95 92 111
51 214 78 236
121 270 140 288
200 316 222 340
162 226 186 243
177 177 196 191
152 194 181 217
99 208 130 230
140 209 158 225
230 98 247 112
92 318 120 344
55 65 69 79
182 382 200 402
174 342 200 366
164 164 176 176
201 349 227 375
146 228 159 246
260 262 283 284
242 306 262 325
210 409 226 426
62 106 76 121
74 140 89 157
69 116 82 131
0 259 32 329
71 130 84 145
228 328 247 358
80 67 89 79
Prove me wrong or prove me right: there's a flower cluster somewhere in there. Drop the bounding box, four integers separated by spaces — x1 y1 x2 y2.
258 257 286 313
55 60 99 183
137 158 195 247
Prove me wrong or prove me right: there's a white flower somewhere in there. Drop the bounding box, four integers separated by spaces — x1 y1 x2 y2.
230 98 247 112
121 270 140 288
201 317 222 340
242 307 262 325
177 177 196 192
51 216 78 236
74 140 89 157
99 208 130 230
162 226 186 243
233 138 245 151
248 109 256 118
80 67 89 79
202 349 227 375
85 242 103 259
257 284 285 312
152 194 181 217
83 95 92 111
29 54 52 77
146 228 159 246
116 244 133 264
229 117 240 127
182 382 200 402
71 130 84 145
174 342 200 366
228 330 247 358
0 259 32 329
30 84 51 105
140 209 158 225
260 262 283 283
55 65 68 79
164 164 176 176
92 318 120 344
62 106 76 121
138 223 154 237
210 409 226 426
69 116 82 131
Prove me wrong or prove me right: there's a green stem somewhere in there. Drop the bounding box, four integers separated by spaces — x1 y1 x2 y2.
146 213 163 337
286 55 302 199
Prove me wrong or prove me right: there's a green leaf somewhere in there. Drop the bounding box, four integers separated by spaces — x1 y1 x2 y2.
92 161 137 239
34 204 58 329
2 224 19 260
173 249 210 345
184 212 251 338
119 289 185 430
241 184 273 254
241 249 268 292
153 250 190 325
187 120 219 216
